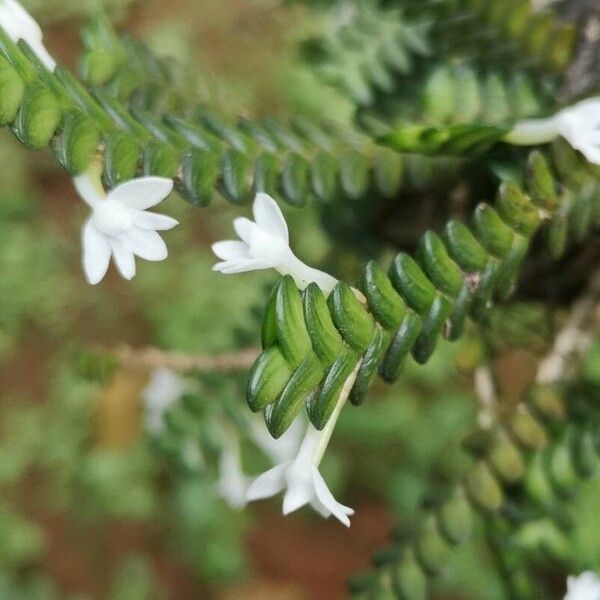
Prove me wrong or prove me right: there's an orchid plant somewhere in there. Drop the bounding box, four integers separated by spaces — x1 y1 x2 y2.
1 0 600 598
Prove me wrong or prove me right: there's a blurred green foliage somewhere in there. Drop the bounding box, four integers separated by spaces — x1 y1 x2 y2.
0 0 598 598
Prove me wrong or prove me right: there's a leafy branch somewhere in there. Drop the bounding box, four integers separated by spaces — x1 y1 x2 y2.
0 17 407 209
349 280 600 599
247 144 599 437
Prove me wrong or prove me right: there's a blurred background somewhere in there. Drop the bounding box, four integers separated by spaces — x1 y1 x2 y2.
0 1 599 599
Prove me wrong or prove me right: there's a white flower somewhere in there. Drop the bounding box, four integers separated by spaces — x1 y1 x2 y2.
506 98 600 165
0 0 55 70
212 192 337 293
217 439 252 510
247 363 360 527
141 368 188 434
564 572 600 600
74 172 178 284
247 422 354 526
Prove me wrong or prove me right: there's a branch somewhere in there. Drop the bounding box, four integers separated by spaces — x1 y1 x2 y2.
112 345 260 373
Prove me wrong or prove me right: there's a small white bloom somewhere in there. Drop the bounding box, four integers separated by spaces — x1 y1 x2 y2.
141 368 188 434
506 98 600 165
74 172 178 284
564 572 600 600
217 439 252 510
212 192 337 293
247 421 354 527
0 0 55 70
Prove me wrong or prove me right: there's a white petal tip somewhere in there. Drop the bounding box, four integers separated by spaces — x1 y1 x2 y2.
254 191 276 205
212 262 228 273
246 487 268 503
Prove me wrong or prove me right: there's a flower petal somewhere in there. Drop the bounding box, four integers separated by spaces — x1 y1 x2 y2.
27 38 56 70
217 450 250 510
247 463 289 501
126 228 168 261
565 98 600 124
73 172 104 208
312 466 353 527
282 480 313 515
253 193 289 242
109 237 136 280
81 219 111 285
233 217 257 245
565 571 600 600
578 144 600 166
309 498 332 518
212 240 250 261
3 0 42 38
108 177 173 210
130 209 179 231
213 258 274 274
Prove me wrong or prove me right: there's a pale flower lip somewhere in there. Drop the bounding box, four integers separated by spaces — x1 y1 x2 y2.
212 192 337 293
564 571 600 600
74 173 178 284
0 0 56 70
506 97 600 165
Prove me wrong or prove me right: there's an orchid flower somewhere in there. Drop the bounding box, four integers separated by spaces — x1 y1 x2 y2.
216 436 252 509
506 98 600 165
247 363 360 527
141 368 189 434
217 416 304 510
564 572 600 600
74 170 178 284
0 0 55 70
212 192 337 293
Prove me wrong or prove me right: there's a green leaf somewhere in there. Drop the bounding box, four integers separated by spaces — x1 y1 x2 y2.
472 204 514 258
276 276 312 366
340 150 370 199
52 111 101 175
266 355 323 438
361 261 407 330
179 148 218 207
11 83 61 149
303 283 344 363
281 152 310 207
310 151 338 201
0 56 24 126
103 130 141 186
247 347 292 412
218 148 252 204
443 221 489 273
417 232 463 298
389 253 436 314
328 282 375 351
309 350 358 429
